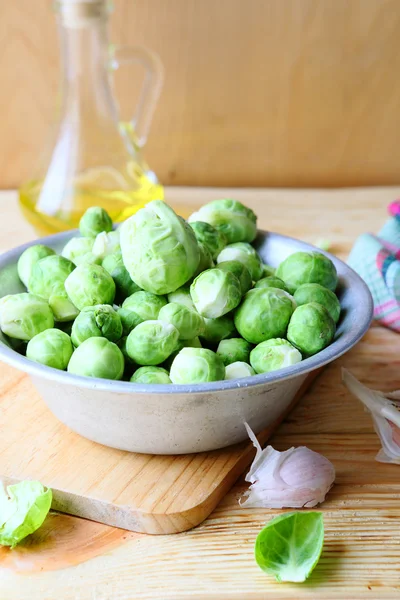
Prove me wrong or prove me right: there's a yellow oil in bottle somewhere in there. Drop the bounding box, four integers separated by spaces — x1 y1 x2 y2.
19 165 164 236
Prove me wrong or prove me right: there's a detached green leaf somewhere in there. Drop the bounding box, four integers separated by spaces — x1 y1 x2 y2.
0 480 52 548
255 511 324 583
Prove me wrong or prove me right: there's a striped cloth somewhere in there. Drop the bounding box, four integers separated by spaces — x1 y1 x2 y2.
347 200 400 332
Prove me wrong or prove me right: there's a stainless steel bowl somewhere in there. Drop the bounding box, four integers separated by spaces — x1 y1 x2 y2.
0 230 373 454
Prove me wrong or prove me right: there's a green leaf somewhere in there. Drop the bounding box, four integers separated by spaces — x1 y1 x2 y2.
255 511 324 583
0 480 52 548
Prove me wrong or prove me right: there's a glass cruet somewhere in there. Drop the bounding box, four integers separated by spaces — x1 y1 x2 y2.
19 0 164 236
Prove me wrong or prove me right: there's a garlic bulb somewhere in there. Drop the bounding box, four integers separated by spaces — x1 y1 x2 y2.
342 369 400 464
240 424 335 509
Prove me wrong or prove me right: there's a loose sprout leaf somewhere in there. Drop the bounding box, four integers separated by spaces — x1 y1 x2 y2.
0 480 52 548
255 512 324 583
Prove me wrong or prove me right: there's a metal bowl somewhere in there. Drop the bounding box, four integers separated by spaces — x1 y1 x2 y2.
0 230 373 454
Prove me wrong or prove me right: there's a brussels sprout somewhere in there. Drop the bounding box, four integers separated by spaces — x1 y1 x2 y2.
188 199 257 244
61 237 100 266
126 320 179 365
216 242 263 281
71 305 122 346
68 337 124 380
167 285 195 310
190 268 242 318
225 361 255 380
234 288 296 344
255 276 288 292
250 338 302 374
216 337 253 366
17 245 55 288
158 302 204 340
0 293 54 341
102 251 141 302
192 242 214 278
28 255 79 321
26 329 73 370
64 263 115 310
276 251 338 294
121 291 167 332
169 347 225 384
116 308 140 336
92 231 120 260
79 206 113 238
200 315 236 345
218 261 252 295
287 302 336 356
120 200 200 294
189 221 227 259
261 263 276 278
293 283 341 323
130 366 171 384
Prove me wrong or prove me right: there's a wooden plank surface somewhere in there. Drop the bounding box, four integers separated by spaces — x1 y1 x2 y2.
2 1 400 188
0 187 400 598
0 367 319 534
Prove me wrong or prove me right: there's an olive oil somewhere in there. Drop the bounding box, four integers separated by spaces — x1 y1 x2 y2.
19 170 164 236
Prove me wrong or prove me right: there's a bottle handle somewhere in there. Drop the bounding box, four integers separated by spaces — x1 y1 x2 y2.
110 45 164 148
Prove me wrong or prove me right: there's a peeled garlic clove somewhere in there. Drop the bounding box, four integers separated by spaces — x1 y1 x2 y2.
240 423 335 509
342 369 400 464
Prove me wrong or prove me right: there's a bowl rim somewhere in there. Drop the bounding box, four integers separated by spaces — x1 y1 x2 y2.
0 228 373 395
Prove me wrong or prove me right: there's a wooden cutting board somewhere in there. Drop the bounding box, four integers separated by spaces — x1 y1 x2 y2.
0 363 321 535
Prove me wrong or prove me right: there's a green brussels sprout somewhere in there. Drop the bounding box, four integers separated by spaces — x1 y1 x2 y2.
216 337 253 366
120 200 200 294
255 276 288 292
261 263 276 278
117 308 141 336
71 305 122 346
26 329 73 370
102 251 141 302
169 347 225 384
188 199 257 244
190 268 242 318
293 283 341 323
121 291 167 331
216 242 263 281
287 302 336 356
17 245 55 288
225 361 255 380
234 288 296 344
167 285 195 310
218 260 252 295
92 231 120 260
276 251 338 294
250 338 302 374
67 337 124 380
79 206 113 238
192 242 214 278
126 320 179 365
200 315 236 345
61 237 100 266
159 302 204 340
28 255 79 322
189 221 227 259
64 263 116 310
130 366 171 384
0 293 54 340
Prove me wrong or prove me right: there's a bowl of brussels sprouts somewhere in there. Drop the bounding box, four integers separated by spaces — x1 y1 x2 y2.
0 200 373 454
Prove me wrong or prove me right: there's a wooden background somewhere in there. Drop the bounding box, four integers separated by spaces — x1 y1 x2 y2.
1 0 400 189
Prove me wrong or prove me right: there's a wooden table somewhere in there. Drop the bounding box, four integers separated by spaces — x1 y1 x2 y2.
1 187 400 599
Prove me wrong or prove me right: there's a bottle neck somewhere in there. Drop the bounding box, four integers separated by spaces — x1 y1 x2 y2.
56 2 117 121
